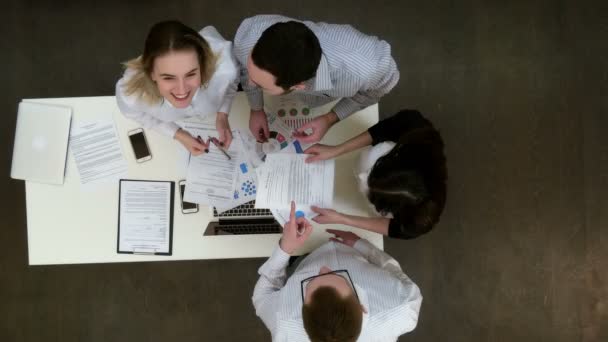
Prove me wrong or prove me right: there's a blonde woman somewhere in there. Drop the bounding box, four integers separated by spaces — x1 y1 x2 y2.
116 20 238 154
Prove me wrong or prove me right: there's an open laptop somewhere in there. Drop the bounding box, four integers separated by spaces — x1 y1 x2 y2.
204 200 283 235
11 101 72 185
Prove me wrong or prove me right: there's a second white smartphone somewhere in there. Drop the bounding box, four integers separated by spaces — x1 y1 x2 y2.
179 180 199 214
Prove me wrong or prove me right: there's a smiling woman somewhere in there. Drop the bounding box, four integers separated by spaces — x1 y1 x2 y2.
115 20 239 154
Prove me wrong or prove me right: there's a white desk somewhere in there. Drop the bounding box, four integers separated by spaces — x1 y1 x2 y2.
24 93 382 265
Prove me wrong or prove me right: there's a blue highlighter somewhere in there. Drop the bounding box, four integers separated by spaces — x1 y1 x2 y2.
295 210 305 236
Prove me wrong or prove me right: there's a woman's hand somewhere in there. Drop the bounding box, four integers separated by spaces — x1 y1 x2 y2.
216 112 233 149
174 129 209 155
311 206 347 225
303 144 342 163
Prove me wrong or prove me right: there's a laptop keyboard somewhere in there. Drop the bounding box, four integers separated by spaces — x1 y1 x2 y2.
214 200 272 218
216 222 282 235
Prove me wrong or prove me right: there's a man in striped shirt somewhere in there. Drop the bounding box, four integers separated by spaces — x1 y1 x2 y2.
252 202 422 341
233 15 399 143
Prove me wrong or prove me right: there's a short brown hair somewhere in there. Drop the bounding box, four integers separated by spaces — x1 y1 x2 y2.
122 20 217 104
302 286 362 342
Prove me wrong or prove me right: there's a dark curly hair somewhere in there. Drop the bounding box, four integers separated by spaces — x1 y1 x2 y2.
367 126 447 239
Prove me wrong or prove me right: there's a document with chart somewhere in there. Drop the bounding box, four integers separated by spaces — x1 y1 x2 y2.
180 122 240 207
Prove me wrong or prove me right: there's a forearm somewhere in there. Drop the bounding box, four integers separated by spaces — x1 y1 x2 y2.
342 214 390 235
334 131 373 158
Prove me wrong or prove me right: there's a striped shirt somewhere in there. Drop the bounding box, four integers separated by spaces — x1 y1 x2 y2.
252 240 422 341
233 15 400 120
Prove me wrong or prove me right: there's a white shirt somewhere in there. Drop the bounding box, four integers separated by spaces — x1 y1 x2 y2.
356 142 396 218
115 26 238 137
252 240 422 341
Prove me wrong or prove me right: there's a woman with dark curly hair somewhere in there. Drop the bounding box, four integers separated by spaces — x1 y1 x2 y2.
305 109 447 239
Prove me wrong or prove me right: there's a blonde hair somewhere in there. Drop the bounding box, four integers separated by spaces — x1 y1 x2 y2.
121 20 218 105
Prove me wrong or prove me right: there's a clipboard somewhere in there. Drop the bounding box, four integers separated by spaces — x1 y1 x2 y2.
117 179 175 256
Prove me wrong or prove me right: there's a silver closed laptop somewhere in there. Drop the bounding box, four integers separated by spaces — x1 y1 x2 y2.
11 101 72 185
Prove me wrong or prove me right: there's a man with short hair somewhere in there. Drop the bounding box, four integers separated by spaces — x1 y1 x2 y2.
234 15 400 144
252 202 422 341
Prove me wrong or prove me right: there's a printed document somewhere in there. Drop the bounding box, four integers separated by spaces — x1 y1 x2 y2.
214 130 259 213
69 120 127 187
255 154 334 210
118 180 172 254
180 122 240 207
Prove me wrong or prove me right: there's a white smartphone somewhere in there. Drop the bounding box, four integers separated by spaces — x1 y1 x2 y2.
127 128 152 163
179 180 199 214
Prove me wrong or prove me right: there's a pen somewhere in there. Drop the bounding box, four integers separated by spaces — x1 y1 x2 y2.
208 136 231 160
196 135 209 153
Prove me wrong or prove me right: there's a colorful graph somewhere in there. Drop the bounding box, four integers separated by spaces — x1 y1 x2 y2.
241 180 256 196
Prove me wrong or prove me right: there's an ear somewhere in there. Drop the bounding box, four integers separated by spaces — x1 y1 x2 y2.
361 304 368 314
290 83 306 91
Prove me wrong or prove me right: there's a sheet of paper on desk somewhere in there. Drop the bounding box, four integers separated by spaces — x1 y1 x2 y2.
69 119 127 188
118 180 171 254
181 122 240 207
214 131 258 213
255 153 334 211
238 112 311 169
264 94 321 131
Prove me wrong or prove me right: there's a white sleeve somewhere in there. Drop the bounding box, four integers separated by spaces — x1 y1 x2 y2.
353 239 422 335
251 245 291 335
115 75 180 137
200 26 239 115
215 41 238 115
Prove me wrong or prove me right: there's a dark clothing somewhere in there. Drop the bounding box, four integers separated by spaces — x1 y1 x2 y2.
366 110 447 239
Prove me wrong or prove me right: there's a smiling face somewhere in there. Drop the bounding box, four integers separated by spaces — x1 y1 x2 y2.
304 266 354 304
150 49 201 108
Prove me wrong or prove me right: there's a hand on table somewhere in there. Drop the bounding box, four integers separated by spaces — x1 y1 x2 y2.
311 206 347 225
304 144 341 163
175 129 209 156
293 112 339 144
326 229 361 248
216 112 233 149
249 109 269 143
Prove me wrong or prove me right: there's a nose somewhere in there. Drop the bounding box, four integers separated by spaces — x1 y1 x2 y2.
319 266 332 275
177 79 187 94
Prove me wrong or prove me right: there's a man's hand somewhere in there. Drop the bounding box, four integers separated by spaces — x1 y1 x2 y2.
304 144 341 163
311 206 347 225
216 112 233 149
280 201 313 255
293 112 339 144
326 229 361 248
174 129 209 156
249 109 269 143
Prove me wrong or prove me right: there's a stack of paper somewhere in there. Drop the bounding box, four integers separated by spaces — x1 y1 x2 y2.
179 108 325 218
255 153 335 224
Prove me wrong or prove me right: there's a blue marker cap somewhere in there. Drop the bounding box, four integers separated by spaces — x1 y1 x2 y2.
295 210 305 219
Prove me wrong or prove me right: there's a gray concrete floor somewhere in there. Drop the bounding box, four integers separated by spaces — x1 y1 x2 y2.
1 1 607 341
